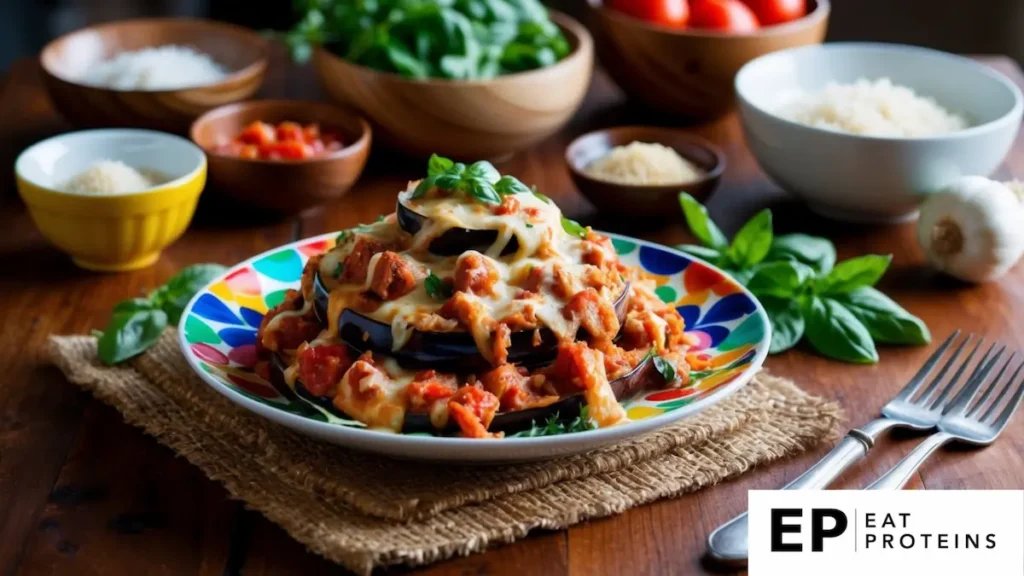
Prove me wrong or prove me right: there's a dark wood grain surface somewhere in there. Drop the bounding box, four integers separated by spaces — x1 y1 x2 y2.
1 50 1023 576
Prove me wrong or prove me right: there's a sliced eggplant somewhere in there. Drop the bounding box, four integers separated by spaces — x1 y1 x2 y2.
397 198 519 256
313 273 631 372
269 353 663 435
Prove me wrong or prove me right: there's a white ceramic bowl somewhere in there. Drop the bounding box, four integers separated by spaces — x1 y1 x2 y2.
735 43 1023 222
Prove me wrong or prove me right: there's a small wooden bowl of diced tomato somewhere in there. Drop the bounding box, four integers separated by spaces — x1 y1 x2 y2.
190 99 371 213
589 0 829 119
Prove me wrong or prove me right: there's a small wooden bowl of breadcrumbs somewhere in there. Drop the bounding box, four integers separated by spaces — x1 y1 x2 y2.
566 126 725 219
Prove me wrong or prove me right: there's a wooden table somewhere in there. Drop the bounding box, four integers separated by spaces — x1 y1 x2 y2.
2 52 1023 576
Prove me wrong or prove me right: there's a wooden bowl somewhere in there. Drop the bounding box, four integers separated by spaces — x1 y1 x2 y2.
566 126 725 219
190 100 372 214
588 0 829 120
40 18 268 133
313 11 593 160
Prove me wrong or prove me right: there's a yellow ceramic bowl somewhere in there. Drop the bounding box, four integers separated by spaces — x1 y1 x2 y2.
16 129 206 271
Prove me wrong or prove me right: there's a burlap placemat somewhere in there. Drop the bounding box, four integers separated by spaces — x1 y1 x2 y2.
48 331 841 574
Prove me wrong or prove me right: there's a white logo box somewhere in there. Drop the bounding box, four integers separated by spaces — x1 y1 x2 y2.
748 490 1024 575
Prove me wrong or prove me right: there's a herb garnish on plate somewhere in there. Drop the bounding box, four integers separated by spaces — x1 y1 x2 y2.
677 193 929 363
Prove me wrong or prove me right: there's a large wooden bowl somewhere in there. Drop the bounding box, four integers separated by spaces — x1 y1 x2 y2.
589 0 829 120
313 11 593 160
190 100 371 214
41 18 268 133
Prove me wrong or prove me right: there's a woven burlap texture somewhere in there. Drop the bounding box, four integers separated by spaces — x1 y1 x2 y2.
48 331 841 575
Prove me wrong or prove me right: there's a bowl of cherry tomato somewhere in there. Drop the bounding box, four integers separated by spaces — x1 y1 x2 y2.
190 99 371 213
589 0 830 119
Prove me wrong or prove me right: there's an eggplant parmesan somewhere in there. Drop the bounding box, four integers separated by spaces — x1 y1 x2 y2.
256 156 692 438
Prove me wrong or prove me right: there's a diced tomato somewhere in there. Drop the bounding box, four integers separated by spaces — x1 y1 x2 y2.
239 145 260 159
238 121 276 146
448 387 500 439
303 124 320 141
276 121 304 142
265 140 313 160
297 345 352 396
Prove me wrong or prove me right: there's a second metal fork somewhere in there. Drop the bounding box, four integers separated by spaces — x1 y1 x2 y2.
868 344 1024 490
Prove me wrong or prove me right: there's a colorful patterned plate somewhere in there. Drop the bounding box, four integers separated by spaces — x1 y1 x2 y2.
178 233 770 462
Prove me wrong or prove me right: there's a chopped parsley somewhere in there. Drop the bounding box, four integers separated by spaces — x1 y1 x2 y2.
424 272 453 301
510 407 596 437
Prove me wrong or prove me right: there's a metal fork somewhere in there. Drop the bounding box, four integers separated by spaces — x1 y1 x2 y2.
867 345 1024 490
706 331 983 566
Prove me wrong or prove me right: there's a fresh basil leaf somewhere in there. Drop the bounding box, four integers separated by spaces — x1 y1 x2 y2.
412 174 438 198
830 287 930 345
435 174 462 189
817 254 892 295
113 298 159 315
803 296 878 364
97 308 168 365
561 217 587 239
746 261 814 299
464 160 501 184
678 193 728 250
532 188 553 204
676 244 722 263
385 39 430 78
427 154 454 177
465 177 501 204
652 355 676 381
727 209 773 268
768 234 837 274
729 267 757 285
761 296 805 354
494 175 530 195
424 272 453 301
159 264 227 326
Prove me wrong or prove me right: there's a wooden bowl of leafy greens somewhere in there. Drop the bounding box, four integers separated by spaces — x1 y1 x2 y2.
287 1 593 160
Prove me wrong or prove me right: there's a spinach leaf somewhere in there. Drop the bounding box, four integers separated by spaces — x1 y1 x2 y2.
817 254 892 295
678 193 728 250
830 287 931 345
767 233 837 274
727 209 772 268
803 296 879 364
761 296 805 354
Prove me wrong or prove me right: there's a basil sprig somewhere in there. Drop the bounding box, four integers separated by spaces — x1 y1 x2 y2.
677 193 930 363
413 154 532 205
95 264 227 365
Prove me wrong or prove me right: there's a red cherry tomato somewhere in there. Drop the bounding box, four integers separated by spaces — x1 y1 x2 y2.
740 0 805 25
690 0 760 32
607 0 690 27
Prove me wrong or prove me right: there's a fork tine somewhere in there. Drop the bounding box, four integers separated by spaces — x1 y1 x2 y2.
967 352 1016 418
989 363 1024 431
919 336 981 408
981 358 1024 423
895 330 961 401
941 344 1005 415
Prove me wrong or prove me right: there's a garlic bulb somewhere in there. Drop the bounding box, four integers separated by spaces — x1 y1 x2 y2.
917 176 1024 283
